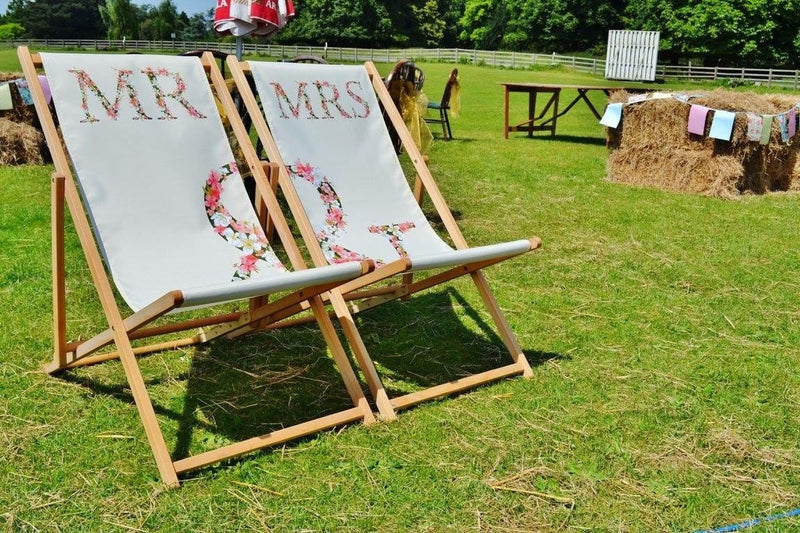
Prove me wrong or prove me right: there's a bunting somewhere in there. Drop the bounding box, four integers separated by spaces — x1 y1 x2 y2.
0 83 11 111
600 91 800 146
0 76 51 111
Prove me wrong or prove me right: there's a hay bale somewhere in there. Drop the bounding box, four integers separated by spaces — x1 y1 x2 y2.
606 89 800 197
0 118 44 166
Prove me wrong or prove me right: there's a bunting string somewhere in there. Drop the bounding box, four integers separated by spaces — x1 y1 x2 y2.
600 91 800 145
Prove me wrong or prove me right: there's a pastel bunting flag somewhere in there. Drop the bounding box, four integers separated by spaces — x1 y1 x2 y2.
746 113 763 142
789 108 797 139
599 102 623 128
38 75 52 104
687 105 710 135
778 113 789 142
709 110 736 141
14 78 32 105
0 83 12 111
760 115 773 145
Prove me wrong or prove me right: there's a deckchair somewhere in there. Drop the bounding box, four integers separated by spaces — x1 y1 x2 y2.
228 59 542 420
17 47 377 487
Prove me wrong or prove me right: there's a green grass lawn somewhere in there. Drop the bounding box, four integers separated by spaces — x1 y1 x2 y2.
2 46 800 531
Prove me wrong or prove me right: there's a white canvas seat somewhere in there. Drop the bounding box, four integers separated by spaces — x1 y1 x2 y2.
229 59 542 419
18 47 377 486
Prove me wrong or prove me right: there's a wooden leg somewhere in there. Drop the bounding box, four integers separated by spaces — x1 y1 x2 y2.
51 174 67 371
114 329 180 487
470 270 533 378
308 295 376 424
329 291 396 420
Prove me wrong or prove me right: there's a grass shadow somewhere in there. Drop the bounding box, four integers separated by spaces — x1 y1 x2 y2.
59 324 366 463
351 286 561 396
535 134 606 146
172 325 363 460
57 287 559 464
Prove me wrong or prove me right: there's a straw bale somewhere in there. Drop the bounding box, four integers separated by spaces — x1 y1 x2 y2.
0 118 44 166
606 89 800 197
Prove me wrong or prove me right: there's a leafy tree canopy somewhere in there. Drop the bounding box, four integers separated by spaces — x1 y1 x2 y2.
2 0 799 68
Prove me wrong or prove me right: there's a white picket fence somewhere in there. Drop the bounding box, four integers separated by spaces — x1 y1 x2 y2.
5 38 800 89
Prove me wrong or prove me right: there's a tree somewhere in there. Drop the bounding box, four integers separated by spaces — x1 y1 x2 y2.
181 9 213 41
460 0 621 52
3 0 30 22
99 0 139 40
139 0 180 41
0 22 25 39
277 0 395 47
411 0 447 47
624 0 800 67
16 0 104 39
458 0 508 50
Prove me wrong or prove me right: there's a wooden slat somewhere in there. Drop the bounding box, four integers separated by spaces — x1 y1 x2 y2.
69 291 182 362
391 364 525 410
51 174 67 370
173 406 367 474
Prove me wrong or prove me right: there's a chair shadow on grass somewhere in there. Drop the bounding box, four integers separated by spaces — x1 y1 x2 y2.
348 287 560 395
60 287 560 465
174 286 560 461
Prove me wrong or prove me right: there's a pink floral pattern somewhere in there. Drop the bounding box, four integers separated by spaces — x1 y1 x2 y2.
70 68 151 123
69 66 207 123
368 222 417 258
287 161 416 265
313 80 353 119
271 81 319 119
143 67 206 120
204 163 285 280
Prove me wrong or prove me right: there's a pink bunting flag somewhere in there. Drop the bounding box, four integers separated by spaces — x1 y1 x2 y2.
746 113 763 142
687 105 710 135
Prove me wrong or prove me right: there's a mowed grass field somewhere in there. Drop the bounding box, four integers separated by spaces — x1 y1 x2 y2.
2 46 800 532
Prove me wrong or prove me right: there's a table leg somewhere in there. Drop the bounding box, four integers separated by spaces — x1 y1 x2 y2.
551 90 560 136
528 90 536 138
503 86 510 139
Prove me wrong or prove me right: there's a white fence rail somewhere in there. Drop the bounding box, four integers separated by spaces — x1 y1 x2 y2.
4 39 800 90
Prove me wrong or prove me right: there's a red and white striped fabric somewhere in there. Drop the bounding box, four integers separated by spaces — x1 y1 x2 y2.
214 0 295 38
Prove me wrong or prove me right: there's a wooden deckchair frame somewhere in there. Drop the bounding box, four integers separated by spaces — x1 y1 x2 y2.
18 47 378 487
228 58 542 421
